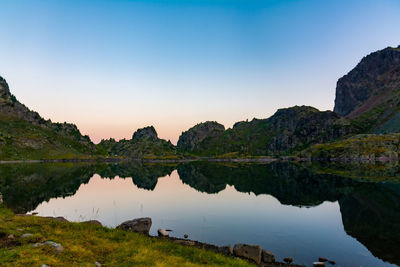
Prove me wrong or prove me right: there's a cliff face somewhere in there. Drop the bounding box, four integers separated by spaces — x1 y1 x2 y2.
0 76 95 160
178 106 353 156
334 46 400 133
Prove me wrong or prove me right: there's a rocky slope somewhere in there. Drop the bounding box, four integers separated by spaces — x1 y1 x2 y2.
0 76 95 160
178 106 354 156
97 126 179 159
334 45 400 133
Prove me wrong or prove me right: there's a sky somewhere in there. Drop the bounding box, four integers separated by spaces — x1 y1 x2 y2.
1 0 400 144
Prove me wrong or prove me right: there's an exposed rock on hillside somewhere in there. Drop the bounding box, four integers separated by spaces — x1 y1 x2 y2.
179 106 353 156
334 45 400 133
0 76 95 160
177 121 225 152
98 126 178 159
132 126 158 141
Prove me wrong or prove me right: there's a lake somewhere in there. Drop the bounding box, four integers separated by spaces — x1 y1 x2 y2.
0 161 399 267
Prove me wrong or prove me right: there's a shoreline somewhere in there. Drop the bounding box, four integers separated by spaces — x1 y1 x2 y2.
0 155 398 164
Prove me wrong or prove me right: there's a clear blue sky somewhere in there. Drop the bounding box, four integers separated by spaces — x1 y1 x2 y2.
1 0 399 143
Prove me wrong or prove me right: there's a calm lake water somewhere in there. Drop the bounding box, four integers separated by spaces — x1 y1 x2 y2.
1 161 399 267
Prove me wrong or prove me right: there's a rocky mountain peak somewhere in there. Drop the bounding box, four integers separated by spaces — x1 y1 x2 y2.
177 121 225 151
132 126 158 141
334 46 400 117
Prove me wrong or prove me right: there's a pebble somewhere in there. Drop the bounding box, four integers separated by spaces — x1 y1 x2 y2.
21 233 33 238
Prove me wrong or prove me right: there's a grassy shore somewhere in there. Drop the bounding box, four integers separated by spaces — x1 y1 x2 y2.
0 205 254 266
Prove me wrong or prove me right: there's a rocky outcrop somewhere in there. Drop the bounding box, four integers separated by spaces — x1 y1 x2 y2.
177 121 225 152
132 126 158 141
179 106 354 156
98 126 178 159
117 217 152 235
334 45 400 133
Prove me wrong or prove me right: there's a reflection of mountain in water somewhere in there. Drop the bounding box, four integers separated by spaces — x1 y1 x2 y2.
178 162 400 266
95 162 175 190
0 161 399 265
0 162 175 213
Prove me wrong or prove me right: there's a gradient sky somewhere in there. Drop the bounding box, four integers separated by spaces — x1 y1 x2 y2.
1 0 400 143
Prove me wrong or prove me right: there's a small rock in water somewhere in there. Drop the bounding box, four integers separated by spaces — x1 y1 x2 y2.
328 260 336 265
184 234 188 238
21 233 33 238
313 262 325 267
283 257 293 264
318 257 328 262
157 229 169 237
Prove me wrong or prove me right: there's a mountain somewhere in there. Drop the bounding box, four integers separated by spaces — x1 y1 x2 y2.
0 76 96 160
334 45 400 133
178 106 354 156
97 126 180 159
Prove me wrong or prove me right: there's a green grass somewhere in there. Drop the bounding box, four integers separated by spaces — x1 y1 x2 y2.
0 204 254 266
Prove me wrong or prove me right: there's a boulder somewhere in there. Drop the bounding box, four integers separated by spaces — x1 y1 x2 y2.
233 244 262 264
117 217 152 235
262 249 275 263
157 229 169 237
173 239 195 246
218 245 233 255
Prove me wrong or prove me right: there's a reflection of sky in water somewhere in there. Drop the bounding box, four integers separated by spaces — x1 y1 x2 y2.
32 171 395 267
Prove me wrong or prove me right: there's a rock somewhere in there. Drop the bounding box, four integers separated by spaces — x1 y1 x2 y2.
21 233 33 238
82 220 102 226
173 239 195 246
283 257 293 264
41 265 50 267
95 261 101 266
31 212 38 215
132 126 158 141
328 260 336 265
184 234 188 238
262 249 275 263
16 228 23 231
233 244 262 264
45 216 68 222
318 257 328 262
313 262 325 267
218 245 233 255
44 241 63 254
157 229 169 237
117 217 152 235
7 234 14 240
33 241 63 254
